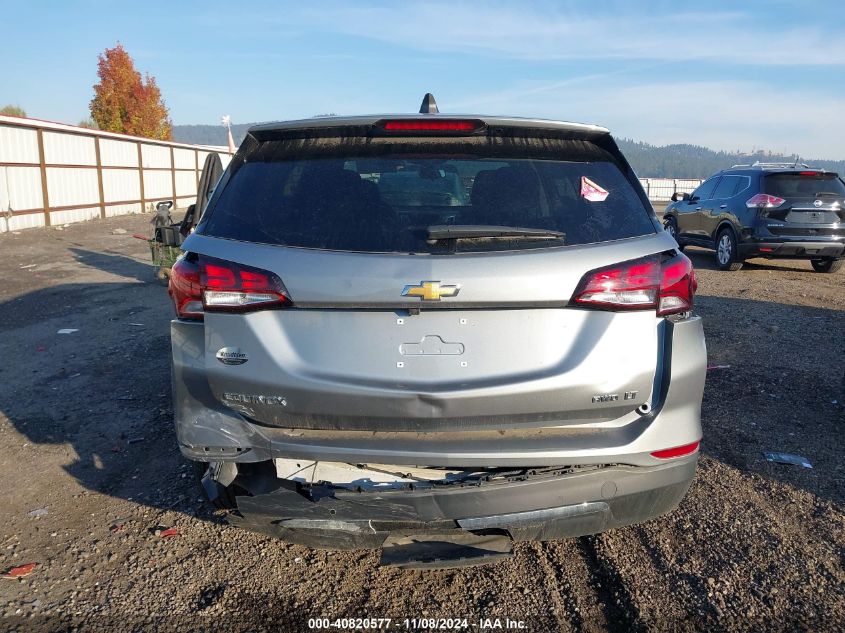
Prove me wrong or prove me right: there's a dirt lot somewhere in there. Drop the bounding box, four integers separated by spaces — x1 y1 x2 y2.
0 214 842 632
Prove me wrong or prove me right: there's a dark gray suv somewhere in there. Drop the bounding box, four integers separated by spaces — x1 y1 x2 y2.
663 163 845 272
168 98 705 568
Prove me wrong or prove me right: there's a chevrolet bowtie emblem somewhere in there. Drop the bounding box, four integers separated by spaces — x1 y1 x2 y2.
401 281 461 301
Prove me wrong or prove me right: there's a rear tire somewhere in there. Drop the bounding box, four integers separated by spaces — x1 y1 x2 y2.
664 217 685 252
810 258 843 273
716 228 743 271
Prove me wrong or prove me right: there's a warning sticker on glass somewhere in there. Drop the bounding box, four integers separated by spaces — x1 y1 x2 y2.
581 176 609 202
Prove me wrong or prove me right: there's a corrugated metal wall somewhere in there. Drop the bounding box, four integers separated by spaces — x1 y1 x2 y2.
0 115 232 233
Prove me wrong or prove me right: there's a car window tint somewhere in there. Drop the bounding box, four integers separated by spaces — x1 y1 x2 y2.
765 173 845 198
712 176 740 199
732 176 751 196
692 177 720 201
201 136 656 254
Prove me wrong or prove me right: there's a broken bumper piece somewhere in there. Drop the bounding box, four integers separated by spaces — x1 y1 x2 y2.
222 456 697 564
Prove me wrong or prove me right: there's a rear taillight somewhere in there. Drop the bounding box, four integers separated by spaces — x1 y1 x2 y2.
651 440 700 459
571 253 696 317
168 255 291 320
169 257 204 320
202 256 291 313
746 193 785 209
659 254 698 316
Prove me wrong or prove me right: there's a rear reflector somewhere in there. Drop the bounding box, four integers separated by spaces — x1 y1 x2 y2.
651 440 700 459
570 252 697 316
746 193 785 209
168 255 291 320
378 119 483 132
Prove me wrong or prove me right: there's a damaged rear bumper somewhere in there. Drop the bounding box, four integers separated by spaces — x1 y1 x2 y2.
222 455 697 550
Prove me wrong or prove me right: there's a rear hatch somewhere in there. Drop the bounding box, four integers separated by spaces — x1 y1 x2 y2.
762 171 845 238
178 119 688 432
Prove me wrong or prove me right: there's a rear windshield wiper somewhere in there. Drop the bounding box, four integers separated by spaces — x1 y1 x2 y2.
426 224 565 241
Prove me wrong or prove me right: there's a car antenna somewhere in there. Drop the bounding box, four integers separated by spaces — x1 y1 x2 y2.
419 93 439 114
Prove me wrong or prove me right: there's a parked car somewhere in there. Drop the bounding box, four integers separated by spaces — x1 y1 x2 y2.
663 163 845 272
168 95 705 568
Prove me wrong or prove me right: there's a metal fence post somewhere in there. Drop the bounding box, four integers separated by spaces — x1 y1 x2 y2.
137 142 145 213
36 128 50 226
170 146 177 203
95 137 106 219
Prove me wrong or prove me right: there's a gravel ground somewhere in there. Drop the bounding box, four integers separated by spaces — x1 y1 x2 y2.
0 214 842 632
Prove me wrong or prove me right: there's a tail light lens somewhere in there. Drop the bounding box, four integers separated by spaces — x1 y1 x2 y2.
746 193 785 209
168 255 291 320
659 254 698 316
169 257 204 320
571 253 696 316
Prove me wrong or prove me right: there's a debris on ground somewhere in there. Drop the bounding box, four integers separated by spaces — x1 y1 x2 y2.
2 563 37 579
109 523 125 534
763 452 813 469
56 329 79 335
20 264 37 269
111 228 128 235
126 436 145 445
707 364 731 371
27 507 49 518
153 527 179 538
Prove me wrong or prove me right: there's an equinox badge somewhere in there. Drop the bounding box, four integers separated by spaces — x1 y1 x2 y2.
401 281 461 301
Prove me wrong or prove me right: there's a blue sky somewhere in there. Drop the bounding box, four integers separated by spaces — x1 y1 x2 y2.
2 1 844 158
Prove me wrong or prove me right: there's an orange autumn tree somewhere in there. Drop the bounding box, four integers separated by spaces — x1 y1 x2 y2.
90 43 172 140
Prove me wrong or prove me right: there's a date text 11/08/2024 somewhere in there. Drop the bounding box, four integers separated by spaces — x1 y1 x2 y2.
307 618 528 630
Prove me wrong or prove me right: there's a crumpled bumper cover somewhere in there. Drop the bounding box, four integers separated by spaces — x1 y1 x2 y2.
226 456 697 549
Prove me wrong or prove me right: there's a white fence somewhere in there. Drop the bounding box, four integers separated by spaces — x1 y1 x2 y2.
0 117 703 233
0 115 233 233
639 178 703 202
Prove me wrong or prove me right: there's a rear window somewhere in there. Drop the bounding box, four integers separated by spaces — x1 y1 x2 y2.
765 172 845 199
201 135 655 253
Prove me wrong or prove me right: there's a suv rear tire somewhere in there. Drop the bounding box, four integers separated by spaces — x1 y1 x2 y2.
715 228 743 271
664 217 684 252
810 258 843 274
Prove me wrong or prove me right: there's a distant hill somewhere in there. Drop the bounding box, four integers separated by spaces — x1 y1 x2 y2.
615 139 845 179
172 124 845 178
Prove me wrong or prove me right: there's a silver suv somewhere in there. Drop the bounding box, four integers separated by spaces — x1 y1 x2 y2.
169 97 706 568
